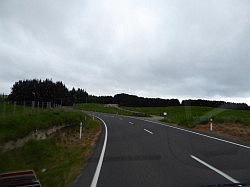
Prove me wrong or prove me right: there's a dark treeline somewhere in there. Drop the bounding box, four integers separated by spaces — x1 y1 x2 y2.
114 93 180 107
182 99 249 110
84 94 180 107
71 88 88 103
8 79 88 107
6 79 249 110
0 94 7 102
87 95 115 104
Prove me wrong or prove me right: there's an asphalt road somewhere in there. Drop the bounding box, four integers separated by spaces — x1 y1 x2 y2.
74 112 250 187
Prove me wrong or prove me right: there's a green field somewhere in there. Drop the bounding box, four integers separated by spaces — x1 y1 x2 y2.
74 103 250 128
125 106 250 128
0 102 101 186
74 103 149 117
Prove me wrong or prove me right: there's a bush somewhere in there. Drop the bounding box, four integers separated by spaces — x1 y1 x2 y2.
178 116 196 128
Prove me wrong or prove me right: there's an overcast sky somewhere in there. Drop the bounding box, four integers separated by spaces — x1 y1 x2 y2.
0 0 250 104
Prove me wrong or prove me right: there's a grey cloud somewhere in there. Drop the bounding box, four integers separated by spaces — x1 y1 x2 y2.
1 0 250 104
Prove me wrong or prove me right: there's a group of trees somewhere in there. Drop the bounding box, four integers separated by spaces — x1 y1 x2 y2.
71 88 88 103
87 95 115 104
8 79 88 107
181 99 249 110
113 94 249 110
7 79 249 110
113 93 180 107
0 94 7 102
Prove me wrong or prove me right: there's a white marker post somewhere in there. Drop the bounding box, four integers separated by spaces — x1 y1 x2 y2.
210 118 213 131
80 122 83 139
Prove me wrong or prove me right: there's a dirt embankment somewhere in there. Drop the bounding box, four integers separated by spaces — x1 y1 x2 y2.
0 126 66 153
194 123 250 142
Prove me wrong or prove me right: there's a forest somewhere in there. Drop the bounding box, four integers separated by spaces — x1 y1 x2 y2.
6 79 249 110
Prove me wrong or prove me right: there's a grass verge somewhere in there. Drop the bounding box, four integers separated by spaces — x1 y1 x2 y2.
125 106 250 128
74 103 149 117
126 106 250 142
0 112 101 187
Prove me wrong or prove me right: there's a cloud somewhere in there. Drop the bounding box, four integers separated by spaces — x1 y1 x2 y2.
0 0 250 103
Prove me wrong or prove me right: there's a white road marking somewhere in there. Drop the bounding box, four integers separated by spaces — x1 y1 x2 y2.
90 113 249 150
90 116 108 187
190 155 240 184
138 119 250 149
129 122 134 125
144 128 154 134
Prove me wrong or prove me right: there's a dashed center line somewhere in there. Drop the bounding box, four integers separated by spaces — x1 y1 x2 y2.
190 155 240 184
144 129 154 134
138 118 250 149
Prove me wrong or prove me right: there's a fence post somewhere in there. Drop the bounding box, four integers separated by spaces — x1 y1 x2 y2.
13 101 16 114
3 100 6 117
80 122 83 139
209 118 213 131
22 101 25 114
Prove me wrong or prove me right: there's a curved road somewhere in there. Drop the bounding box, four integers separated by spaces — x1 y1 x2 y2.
74 112 250 187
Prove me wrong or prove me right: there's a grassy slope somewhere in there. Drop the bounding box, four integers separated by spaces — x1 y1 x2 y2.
0 103 101 186
0 103 86 143
74 103 250 127
125 106 250 127
74 103 149 117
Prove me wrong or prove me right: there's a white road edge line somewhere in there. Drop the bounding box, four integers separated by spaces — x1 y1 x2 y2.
129 122 134 125
144 128 154 134
90 116 108 187
137 118 250 149
190 155 240 184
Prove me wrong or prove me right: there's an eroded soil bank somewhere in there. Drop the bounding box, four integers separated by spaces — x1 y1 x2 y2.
0 125 66 152
194 123 250 142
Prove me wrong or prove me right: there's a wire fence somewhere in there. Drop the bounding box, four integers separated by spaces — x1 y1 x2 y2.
0 98 63 117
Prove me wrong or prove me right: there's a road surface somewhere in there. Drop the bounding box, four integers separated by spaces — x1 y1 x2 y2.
74 112 250 187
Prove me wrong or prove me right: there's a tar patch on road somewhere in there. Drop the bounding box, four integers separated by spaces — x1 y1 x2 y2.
88 154 162 162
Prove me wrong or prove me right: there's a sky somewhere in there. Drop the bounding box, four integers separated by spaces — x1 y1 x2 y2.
0 0 250 104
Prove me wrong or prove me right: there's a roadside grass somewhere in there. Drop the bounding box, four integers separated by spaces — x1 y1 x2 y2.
0 110 101 187
125 106 250 128
74 103 149 117
0 103 86 144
